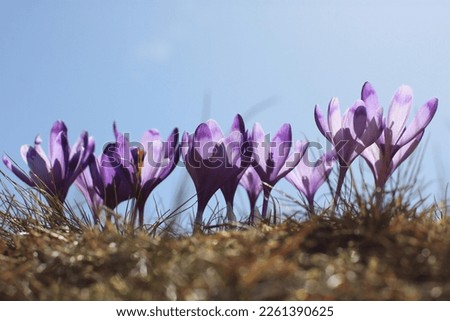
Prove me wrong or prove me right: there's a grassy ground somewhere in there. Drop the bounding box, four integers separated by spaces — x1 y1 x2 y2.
1 165 449 300
1 212 449 300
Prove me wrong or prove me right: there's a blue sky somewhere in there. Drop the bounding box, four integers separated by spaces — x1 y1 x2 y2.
1 1 449 222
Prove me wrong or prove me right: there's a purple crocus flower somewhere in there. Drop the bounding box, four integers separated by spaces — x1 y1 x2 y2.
75 162 103 220
314 93 382 203
239 166 263 223
76 123 135 222
285 151 335 215
181 114 251 229
251 123 306 219
361 82 438 189
219 115 251 222
131 128 180 227
3 120 95 206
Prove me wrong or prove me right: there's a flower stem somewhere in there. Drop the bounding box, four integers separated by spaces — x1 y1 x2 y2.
194 197 207 234
248 198 257 224
226 201 236 222
261 185 272 219
308 199 315 218
332 167 347 214
139 206 145 228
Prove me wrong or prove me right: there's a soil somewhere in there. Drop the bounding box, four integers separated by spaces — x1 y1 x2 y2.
1 215 449 300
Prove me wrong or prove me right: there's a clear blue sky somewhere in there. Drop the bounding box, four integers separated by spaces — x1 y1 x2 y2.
1 1 449 222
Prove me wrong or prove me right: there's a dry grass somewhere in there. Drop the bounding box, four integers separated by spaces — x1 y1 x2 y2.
0 168 449 300
1 213 449 300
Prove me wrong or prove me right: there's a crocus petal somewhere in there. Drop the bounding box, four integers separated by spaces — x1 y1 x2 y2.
273 123 292 145
2 155 36 187
397 97 438 147
333 127 359 167
352 104 367 138
105 172 134 210
113 124 134 170
50 130 69 184
138 128 179 204
230 114 245 134
180 132 191 162
285 155 311 198
68 134 95 184
99 143 121 186
361 81 381 120
305 152 334 196
391 131 423 176
136 128 179 222
141 129 162 148
360 111 383 147
239 166 263 201
286 150 334 206
83 136 96 164
278 140 306 179
327 97 342 138
205 119 224 142
76 166 103 216
361 142 391 187
20 144 30 165
251 122 265 143
69 133 84 160
141 140 164 184
87 158 105 196
193 123 214 159
386 85 413 143
49 121 67 162
159 128 180 179
252 123 301 186
32 136 51 169
314 104 330 139
25 146 53 189
251 122 267 172
70 131 93 162
113 121 120 141
239 166 262 220
222 130 245 167
361 142 379 173
140 129 163 181
334 103 362 165
270 123 293 177
342 100 365 137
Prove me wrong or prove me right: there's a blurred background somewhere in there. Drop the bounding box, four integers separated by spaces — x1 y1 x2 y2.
1 0 449 224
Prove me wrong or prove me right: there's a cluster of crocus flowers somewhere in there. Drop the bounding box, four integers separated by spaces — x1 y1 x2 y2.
250 123 307 219
76 123 136 223
360 82 438 190
131 127 180 227
2 82 438 230
239 166 262 223
3 121 95 208
313 81 438 208
76 123 179 227
181 114 251 228
314 90 383 204
3 120 179 227
286 151 335 215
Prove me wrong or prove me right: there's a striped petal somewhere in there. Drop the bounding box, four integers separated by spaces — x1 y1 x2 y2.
386 85 413 144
